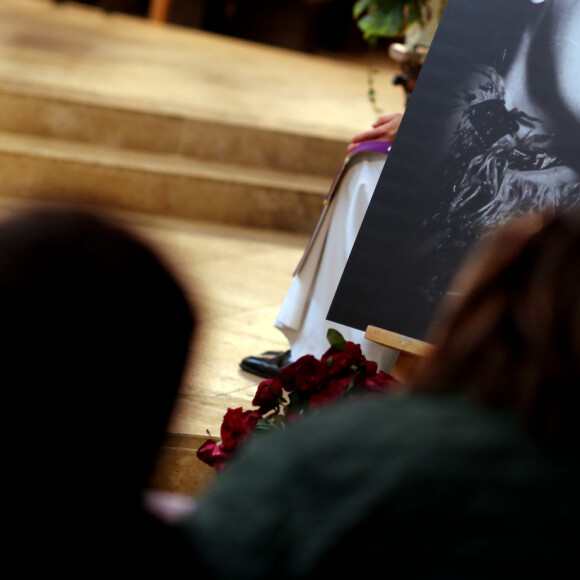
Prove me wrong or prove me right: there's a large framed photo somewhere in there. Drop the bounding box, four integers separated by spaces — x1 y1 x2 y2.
328 0 580 341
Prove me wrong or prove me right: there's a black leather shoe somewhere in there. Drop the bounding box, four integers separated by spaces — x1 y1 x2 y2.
240 350 291 379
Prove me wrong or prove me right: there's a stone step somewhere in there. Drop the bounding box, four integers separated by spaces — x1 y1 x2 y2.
0 131 330 232
0 86 348 179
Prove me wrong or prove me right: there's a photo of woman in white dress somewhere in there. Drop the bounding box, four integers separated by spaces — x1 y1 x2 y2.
329 0 580 341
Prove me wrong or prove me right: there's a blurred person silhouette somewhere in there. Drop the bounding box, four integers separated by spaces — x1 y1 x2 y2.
4 206 197 573
182 210 580 579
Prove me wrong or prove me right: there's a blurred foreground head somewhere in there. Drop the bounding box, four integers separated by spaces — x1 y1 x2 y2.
414 211 580 444
1 206 196 497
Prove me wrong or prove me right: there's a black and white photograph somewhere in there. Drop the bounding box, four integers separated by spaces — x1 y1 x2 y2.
329 0 580 341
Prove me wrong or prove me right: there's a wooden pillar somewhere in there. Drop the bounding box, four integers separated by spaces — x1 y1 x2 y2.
148 0 172 22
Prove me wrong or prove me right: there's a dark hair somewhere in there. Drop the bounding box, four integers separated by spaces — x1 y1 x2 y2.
411 211 580 443
1 206 196 495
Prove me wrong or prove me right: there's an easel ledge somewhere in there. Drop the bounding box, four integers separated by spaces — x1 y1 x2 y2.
365 325 434 382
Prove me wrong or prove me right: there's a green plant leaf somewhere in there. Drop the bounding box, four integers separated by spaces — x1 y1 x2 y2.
327 328 347 350
254 418 283 432
357 9 405 40
353 0 376 20
345 377 356 394
353 0 433 42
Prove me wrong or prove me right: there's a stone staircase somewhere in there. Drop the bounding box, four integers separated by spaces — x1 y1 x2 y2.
0 0 403 234
0 125 332 233
0 82 349 232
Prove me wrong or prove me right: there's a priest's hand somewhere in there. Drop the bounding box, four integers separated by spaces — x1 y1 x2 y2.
347 113 403 153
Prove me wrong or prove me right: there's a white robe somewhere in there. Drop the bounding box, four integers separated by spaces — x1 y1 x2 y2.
275 150 399 371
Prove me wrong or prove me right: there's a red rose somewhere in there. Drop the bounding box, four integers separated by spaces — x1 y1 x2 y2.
321 341 364 377
252 376 284 414
309 376 352 410
280 354 327 393
363 359 378 376
220 407 261 452
196 439 230 471
363 370 398 392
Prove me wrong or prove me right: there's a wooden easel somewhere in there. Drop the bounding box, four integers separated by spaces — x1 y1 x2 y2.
365 325 434 382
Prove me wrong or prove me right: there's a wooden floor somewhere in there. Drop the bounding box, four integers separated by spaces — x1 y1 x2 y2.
0 0 407 493
129 212 308 442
